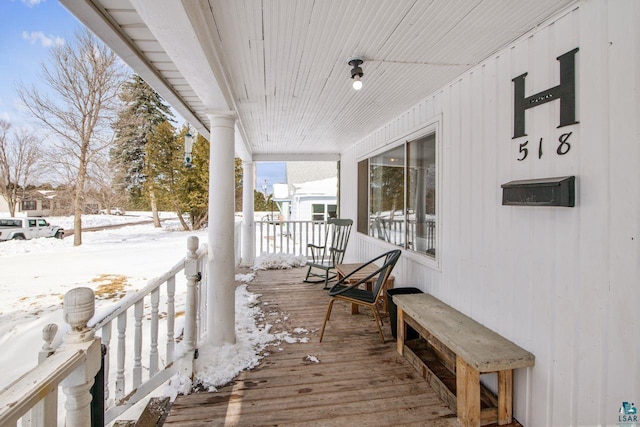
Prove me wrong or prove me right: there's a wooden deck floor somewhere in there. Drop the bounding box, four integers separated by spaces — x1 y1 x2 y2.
162 268 477 426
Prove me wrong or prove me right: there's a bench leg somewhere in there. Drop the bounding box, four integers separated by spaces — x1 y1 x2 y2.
456 357 481 427
498 370 513 424
396 308 405 355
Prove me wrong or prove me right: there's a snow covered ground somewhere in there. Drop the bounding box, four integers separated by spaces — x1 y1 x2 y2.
0 213 310 423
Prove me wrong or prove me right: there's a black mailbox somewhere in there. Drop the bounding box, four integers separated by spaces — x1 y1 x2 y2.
501 176 575 207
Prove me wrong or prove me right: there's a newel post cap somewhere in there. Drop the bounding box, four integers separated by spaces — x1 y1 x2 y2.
42 323 58 351
63 287 95 331
187 235 199 254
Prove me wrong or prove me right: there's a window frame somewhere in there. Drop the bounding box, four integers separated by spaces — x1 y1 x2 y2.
21 200 37 211
311 203 338 221
356 120 441 269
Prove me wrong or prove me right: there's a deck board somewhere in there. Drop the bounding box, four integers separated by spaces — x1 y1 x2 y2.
163 267 514 426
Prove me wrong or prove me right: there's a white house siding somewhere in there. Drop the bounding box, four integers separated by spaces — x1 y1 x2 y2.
292 196 336 221
340 1 639 426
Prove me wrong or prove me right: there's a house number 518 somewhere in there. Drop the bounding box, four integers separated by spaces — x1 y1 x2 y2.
517 132 573 161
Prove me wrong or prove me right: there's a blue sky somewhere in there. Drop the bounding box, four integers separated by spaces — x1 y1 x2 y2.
0 0 82 126
0 0 285 191
257 162 286 194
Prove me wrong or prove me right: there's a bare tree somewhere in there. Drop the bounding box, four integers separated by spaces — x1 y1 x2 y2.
18 29 126 245
89 150 126 213
0 120 43 216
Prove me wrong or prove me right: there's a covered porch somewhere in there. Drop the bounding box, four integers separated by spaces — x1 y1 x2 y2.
27 0 640 425
164 267 518 427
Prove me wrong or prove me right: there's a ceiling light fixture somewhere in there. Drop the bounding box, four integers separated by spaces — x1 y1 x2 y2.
348 57 364 90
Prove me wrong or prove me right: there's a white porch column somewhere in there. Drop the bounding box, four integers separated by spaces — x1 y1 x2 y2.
206 111 237 345
241 161 255 266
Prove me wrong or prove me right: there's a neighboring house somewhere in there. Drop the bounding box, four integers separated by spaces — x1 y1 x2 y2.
289 177 337 221
272 162 337 221
0 190 102 217
0 192 54 217
284 161 337 195
18 190 57 217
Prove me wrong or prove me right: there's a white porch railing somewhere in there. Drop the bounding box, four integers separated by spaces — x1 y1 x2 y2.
91 236 207 424
0 220 333 426
255 220 330 256
0 236 207 427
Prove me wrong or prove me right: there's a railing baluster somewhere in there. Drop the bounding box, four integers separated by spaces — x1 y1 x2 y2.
272 222 277 253
291 222 296 255
101 322 112 402
133 300 143 388
115 312 126 401
150 288 160 376
166 276 176 364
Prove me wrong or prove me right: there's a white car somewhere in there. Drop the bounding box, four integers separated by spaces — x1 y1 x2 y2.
100 207 126 215
0 217 64 241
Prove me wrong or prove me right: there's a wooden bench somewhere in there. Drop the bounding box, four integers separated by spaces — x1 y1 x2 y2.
394 293 535 427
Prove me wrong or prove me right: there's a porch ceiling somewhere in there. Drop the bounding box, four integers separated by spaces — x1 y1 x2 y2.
60 0 576 161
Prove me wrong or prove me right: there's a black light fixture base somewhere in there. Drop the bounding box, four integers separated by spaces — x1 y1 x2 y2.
348 56 364 78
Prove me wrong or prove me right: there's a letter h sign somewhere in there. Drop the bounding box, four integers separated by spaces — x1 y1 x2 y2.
512 48 579 139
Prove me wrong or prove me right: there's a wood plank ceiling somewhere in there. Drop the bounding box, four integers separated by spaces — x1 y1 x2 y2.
65 0 576 159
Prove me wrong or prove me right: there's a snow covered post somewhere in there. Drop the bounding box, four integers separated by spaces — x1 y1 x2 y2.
61 288 101 427
180 236 200 379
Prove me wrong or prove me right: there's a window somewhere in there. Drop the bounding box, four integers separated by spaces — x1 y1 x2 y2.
312 204 324 221
358 131 437 258
327 204 337 219
22 200 37 211
41 199 51 210
312 203 338 221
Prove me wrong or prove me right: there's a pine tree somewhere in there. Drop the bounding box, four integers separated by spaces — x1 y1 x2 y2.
111 75 174 210
146 121 193 230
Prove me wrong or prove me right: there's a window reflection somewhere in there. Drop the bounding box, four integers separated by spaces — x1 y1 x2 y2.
364 133 436 258
369 145 405 247
407 134 436 257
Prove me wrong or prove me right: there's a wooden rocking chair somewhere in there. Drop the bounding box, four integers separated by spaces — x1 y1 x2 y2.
303 218 353 289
